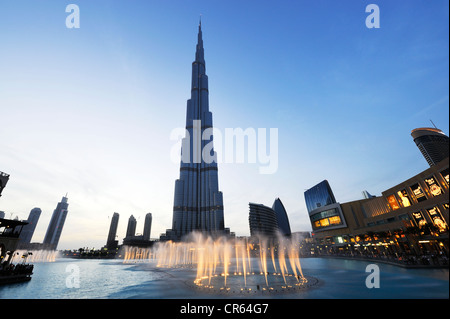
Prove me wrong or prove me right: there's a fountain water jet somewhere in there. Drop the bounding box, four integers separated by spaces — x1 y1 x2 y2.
10 250 59 263
146 232 315 294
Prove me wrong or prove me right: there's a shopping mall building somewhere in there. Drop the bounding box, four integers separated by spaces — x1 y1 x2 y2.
304 157 449 257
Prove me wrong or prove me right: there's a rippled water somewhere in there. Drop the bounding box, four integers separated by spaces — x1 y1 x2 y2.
0 258 448 299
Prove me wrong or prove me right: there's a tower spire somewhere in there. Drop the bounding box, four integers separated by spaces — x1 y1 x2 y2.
195 18 204 64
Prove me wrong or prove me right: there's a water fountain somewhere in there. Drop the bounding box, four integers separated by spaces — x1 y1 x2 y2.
9 250 59 263
125 232 318 295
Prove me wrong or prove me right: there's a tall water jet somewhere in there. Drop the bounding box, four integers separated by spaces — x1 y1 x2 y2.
148 232 316 295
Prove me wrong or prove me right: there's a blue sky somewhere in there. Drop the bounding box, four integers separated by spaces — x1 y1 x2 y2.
0 0 448 250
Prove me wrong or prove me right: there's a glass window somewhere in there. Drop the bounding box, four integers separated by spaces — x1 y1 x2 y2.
440 168 449 186
411 211 427 228
312 215 342 229
426 206 448 233
387 194 400 210
423 176 442 197
397 189 411 207
320 219 330 227
410 183 427 202
329 216 341 225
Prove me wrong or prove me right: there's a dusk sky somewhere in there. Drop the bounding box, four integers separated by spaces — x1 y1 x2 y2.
0 0 448 250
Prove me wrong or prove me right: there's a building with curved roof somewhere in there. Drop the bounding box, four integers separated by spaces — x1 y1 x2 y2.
411 127 449 167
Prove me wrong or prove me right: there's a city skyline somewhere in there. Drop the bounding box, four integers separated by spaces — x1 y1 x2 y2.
0 1 448 250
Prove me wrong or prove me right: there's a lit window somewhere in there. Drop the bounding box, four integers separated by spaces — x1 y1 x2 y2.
329 216 341 225
397 189 411 207
387 195 400 210
411 211 427 228
426 206 448 233
410 183 427 202
424 176 442 197
320 219 330 227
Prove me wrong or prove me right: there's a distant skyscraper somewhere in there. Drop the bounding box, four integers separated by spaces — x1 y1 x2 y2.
362 190 376 199
143 213 152 241
411 127 449 167
19 207 41 245
165 21 225 241
106 212 119 249
43 195 69 250
126 215 137 239
272 198 291 236
249 203 279 238
0 171 10 197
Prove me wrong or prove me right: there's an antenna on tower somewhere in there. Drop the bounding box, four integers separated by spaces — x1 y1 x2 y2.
430 119 438 129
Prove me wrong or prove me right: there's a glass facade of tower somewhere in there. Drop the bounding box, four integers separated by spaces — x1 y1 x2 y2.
19 207 41 246
0 171 9 197
304 180 337 213
164 22 225 241
411 127 449 167
106 212 119 249
272 198 291 236
43 196 69 250
249 203 279 237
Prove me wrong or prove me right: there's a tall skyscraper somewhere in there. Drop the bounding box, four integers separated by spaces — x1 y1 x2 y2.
165 21 225 241
411 127 449 167
43 195 69 250
272 198 291 236
106 212 119 249
126 215 137 239
19 207 41 246
143 213 152 241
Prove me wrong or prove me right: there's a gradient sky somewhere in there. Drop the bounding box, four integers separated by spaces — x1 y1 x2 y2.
0 0 448 250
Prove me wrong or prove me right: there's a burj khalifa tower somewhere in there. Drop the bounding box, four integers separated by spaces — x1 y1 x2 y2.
163 21 226 241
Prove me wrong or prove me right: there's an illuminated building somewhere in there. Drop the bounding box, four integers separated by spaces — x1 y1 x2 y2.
304 180 337 213
411 127 449 167
304 180 347 232
307 158 449 255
